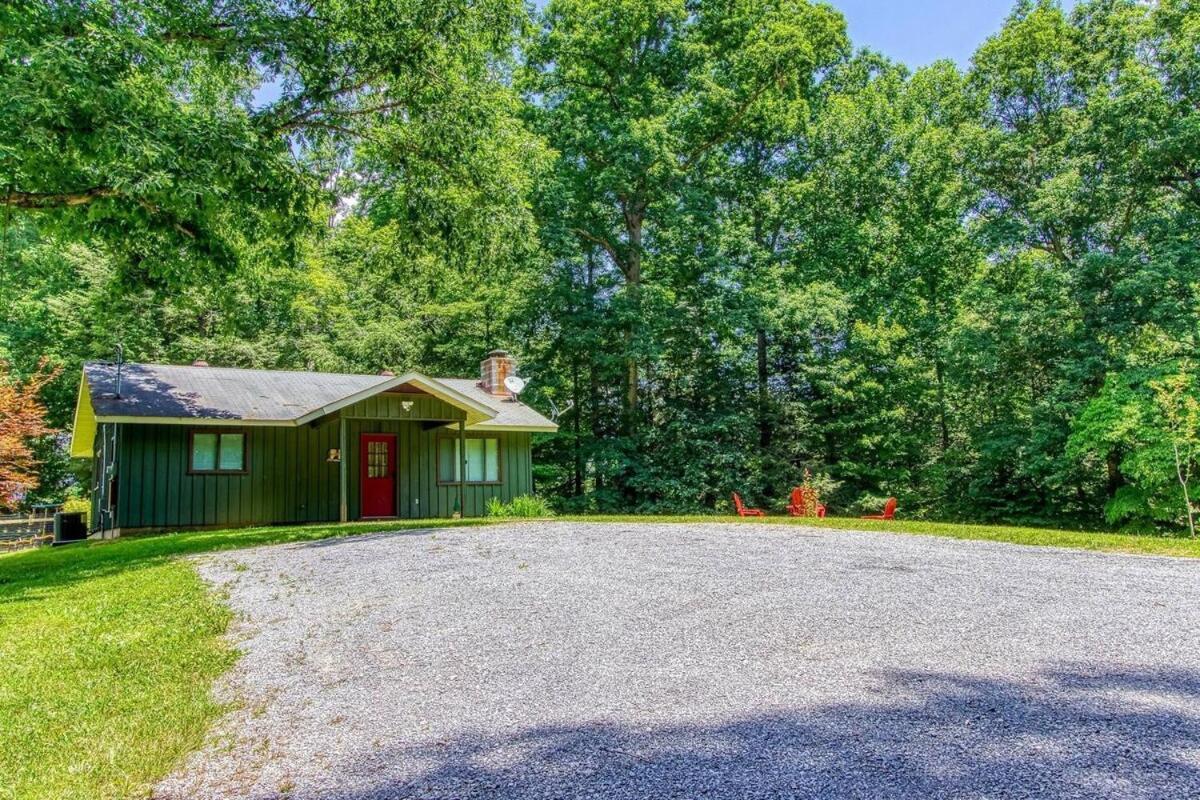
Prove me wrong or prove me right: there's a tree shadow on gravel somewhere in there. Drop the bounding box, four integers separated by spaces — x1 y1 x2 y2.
316 665 1200 800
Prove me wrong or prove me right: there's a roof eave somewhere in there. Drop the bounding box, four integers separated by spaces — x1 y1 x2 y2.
466 422 559 433
92 416 298 427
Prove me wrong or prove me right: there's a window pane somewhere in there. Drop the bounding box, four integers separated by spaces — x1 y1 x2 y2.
438 438 459 482
218 434 245 471
465 439 485 482
484 438 499 482
192 433 217 471
367 440 388 478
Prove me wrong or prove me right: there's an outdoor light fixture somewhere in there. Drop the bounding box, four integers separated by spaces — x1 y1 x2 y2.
326 448 341 463
401 401 414 412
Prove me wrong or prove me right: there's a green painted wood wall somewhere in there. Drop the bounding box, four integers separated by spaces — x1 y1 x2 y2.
112 420 342 529
343 393 466 422
103 401 534 530
344 421 532 520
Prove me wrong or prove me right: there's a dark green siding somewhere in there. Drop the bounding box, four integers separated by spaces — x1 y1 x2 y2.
343 393 466 422
115 421 342 529
107 401 535 530
345 421 532 519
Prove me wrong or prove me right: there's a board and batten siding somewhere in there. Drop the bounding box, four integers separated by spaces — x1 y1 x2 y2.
113 420 342 529
344 421 532 520
342 392 466 422
102 390 535 530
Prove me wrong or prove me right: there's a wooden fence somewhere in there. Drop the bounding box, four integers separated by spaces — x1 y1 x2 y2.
0 511 57 552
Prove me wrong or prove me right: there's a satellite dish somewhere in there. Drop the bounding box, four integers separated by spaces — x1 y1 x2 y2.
503 375 527 396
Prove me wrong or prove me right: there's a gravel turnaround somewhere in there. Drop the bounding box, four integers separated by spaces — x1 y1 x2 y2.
156 522 1200 800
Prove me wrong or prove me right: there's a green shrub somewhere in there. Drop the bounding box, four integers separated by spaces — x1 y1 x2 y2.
485 495 555 519
61 497 90 526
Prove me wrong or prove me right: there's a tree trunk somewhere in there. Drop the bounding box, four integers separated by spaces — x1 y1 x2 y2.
935 356 950 453
757 328 771 449
572 358 583 496
621 209 644 434
585 249 603 493
1171 441 1196 538
1106 451 1124 499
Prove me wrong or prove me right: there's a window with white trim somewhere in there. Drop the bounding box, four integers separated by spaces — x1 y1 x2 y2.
438 437 499 483
190 431 246 473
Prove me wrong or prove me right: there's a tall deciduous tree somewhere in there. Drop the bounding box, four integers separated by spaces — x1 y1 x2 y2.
1152 371 1200 538
523 0 847 431
963 0 1200 523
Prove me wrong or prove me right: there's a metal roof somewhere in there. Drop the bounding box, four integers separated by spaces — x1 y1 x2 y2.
439 379 562 431
79 362 557 431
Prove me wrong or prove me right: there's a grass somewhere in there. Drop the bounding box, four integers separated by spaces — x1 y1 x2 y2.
1 511 1195 800
0 518 487 800
557 514 1200 558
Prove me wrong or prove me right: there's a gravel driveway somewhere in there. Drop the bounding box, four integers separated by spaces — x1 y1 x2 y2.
156 522 1200 799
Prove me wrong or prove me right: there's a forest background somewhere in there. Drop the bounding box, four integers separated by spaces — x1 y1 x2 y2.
2 0 1197 531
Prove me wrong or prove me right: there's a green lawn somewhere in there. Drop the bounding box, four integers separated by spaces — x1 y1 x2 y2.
0 518 487 800
1 513 1195 800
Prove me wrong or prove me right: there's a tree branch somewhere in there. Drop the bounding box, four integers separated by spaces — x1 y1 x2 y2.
2 187 118 209
571 227 624 272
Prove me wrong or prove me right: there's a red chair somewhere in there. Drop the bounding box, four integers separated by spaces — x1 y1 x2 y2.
732 492 765 517
861 497 898 520
787 487 826 518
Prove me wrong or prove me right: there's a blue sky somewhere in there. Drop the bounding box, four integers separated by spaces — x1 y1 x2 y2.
834 0 1076 67
254 1 1075 105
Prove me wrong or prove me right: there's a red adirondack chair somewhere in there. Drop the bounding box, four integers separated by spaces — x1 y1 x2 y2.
732 492 765 517
861 497 898 520
788 487 827 518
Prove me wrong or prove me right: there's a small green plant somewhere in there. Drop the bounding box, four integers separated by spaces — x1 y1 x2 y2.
485 494 555 519
61 496 90 526
796 468 841 515
854 493 892 516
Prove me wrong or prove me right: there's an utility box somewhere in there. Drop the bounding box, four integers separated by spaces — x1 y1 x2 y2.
54 512 87 545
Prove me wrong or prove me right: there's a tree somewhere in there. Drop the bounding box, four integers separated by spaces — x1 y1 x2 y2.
954 0 1200 524
523 0 847 431
2 0 542 411
0 360 58 509
1 0 529 282
1152 371 1200 537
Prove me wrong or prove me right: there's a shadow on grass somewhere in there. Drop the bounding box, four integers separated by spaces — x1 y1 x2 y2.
301 665 1200 800
0 519 489 604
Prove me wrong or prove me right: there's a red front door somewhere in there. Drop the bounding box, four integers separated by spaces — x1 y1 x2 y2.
360 433 397 518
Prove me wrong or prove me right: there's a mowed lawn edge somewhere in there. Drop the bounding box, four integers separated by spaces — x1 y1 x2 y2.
1 514 1195 800
555 515 1200 559
0 518 489 800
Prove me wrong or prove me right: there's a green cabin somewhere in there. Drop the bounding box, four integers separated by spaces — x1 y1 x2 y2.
68 351 556 536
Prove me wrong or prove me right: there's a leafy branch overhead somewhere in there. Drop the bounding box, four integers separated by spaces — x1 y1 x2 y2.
0 0 528 280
